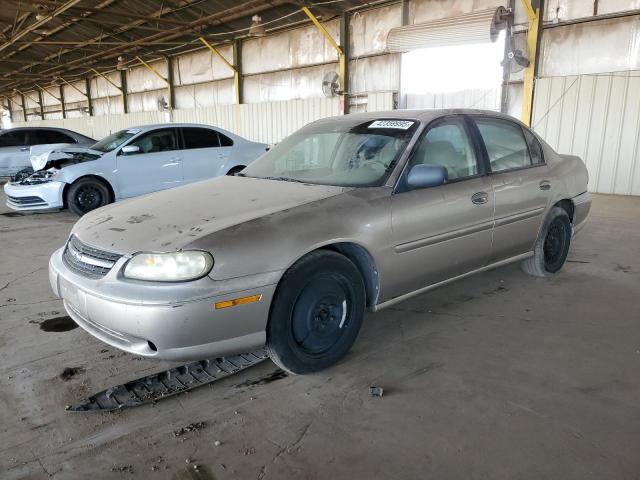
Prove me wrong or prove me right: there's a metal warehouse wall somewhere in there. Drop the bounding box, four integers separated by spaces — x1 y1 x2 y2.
533 71 640 196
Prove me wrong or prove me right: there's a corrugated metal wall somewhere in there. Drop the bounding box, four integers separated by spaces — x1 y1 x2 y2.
10 97 339 144
532 71 640 195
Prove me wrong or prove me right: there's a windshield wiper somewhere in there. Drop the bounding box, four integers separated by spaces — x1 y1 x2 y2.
260 176 305 183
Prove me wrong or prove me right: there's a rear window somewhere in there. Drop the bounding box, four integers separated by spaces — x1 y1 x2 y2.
29 129 75 145
0 131 27 147
523 128 544 165
181 128 220 149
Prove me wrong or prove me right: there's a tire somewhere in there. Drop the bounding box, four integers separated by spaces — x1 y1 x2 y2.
521 206 572 277
66 177 111 216
227 166 245 176
266 250 366 375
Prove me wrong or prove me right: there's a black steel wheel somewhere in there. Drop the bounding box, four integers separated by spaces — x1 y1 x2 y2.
66 178 111 216
521 206 572 277
266 250 365 374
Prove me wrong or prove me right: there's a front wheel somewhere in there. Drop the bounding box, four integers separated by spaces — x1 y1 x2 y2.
521 206 572 277
266 251 365 374
66 178 111 216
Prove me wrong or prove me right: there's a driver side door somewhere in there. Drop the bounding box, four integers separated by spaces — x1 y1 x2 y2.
388 116 494 299
115 128 183 198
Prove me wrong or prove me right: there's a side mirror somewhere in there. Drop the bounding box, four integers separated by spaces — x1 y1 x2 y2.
120 145 140 155
407 164 448 189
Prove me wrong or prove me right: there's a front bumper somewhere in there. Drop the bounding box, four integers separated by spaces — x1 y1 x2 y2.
49 247 278 361
4 180 65 211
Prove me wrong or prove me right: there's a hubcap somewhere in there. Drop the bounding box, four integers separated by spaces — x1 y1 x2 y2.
543 218 567 269
76 186 102 212
291 276 351 356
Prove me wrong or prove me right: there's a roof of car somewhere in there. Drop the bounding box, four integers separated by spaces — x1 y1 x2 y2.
311 108 525 126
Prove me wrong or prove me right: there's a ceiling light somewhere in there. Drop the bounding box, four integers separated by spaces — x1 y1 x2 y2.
116 56 127 71
248 15 266 37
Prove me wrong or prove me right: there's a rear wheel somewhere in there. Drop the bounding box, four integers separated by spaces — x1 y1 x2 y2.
66 178 111 216
266 251 365 374
521 206 572 277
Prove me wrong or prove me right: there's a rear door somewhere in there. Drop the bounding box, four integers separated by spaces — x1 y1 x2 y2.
179 127 227 183
0 130 29 176
115 128 183 198
389 116 494 299
470 116 551 263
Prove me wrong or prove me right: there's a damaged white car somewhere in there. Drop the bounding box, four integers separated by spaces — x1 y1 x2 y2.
4 123 268 215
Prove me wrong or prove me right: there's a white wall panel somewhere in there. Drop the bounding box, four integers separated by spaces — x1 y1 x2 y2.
173 45 234 85
62 81 87 104
532 71 640 195
127 61 169 93
540 16 640 77
349 54 400 94
243 64 339 103
242 20 340 75
93 95 123 116
350 5 401 57
90 71 121 98
174 79 235 109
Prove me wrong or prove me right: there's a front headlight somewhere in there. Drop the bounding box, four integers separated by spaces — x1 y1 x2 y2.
123 251 214 282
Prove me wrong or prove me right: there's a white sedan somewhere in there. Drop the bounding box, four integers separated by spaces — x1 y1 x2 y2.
4 123 268 215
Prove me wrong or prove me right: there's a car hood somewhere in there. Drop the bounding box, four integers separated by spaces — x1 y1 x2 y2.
73 176 351 255
30 145 103 171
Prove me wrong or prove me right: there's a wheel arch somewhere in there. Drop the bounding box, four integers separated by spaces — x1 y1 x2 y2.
62 174 115 208
554 198 575 223
275 242 380 310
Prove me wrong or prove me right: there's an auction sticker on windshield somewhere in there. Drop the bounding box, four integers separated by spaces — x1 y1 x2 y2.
368 120 415 130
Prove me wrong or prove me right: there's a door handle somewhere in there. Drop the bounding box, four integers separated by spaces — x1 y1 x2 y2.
471 191 489 205
20 147 29 152
539 180 551 191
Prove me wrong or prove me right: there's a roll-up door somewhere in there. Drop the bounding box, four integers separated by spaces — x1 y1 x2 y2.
387 7 508 52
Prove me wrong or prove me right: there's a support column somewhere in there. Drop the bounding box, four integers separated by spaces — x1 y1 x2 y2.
38 90 45 119
85 78 93 116
520 0 543 126
120 70 128 114
340 12 350 114
233 39 243 105
166 56 176 110
60 85 66 119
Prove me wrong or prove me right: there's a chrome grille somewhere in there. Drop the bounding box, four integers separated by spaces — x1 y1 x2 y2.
62 235 122 279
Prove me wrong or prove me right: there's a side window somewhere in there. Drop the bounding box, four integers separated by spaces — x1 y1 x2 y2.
128 129 178 154
30 130 75 144
522 128 544 165
181 128 220 149
409 120 478 180
218 133 234 147
0 131 27 147
476 119 532 172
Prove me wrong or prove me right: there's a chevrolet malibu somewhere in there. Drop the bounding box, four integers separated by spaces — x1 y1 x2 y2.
5 123 267 215
49 110 591 374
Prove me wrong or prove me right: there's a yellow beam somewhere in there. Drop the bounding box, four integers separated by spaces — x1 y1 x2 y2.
56 76 88 98
3 95 23 110
301 6 343 55
36 83 62 103
521 0 539 126
199 36 240 107
135 56 170 85
91 68 122 92
14 88 41 106
302 6 346 112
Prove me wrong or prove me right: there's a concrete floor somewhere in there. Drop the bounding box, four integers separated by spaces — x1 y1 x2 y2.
1 189 639 480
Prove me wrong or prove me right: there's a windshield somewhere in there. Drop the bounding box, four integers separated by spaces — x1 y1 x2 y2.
241 119 418 187
91 130 137 153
